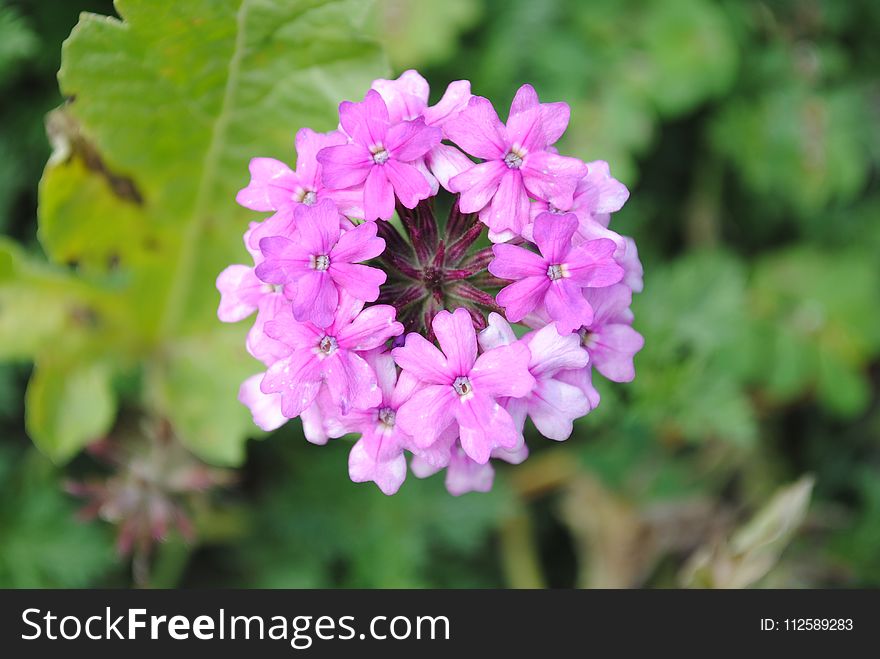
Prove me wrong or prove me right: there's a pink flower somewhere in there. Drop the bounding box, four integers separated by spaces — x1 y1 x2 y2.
371 69 474 191
260 293 403 417
445 84 588 240
391 308 535 464
342 350 419 495
410 443 495 496
255 199 387 327
238 374 286 432
580 284 644 382
489 212 624 334
236 128 363 249
479 314 592 440
317 90 442 221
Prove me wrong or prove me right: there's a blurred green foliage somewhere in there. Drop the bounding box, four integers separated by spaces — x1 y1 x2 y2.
0 0 878 588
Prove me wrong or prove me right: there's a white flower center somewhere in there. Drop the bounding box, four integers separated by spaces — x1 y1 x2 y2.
548 204 565 215
503 150 524 169
453 376 474 400
547 264 568 280
578 327 596 348
302 190 317 205
378 407 396 429
318 335 338 356
370 144 390 165
311 254 330 271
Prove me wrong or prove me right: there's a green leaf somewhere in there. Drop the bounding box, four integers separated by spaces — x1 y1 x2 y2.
25 0 388 464
25 356 116 463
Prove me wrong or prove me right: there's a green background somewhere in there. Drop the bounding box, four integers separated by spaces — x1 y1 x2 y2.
1 0 879 588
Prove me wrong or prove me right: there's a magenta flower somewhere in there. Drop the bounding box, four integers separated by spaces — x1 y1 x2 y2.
489 212 624 334
225 71 643 496
317 90 442 221
445 84 588 240
255 198 386 327
580 284 645 382
371 69 474 191
392 308 535 464
341 350 419 495
236 128 363 249
479 314 592 440
261 293 403 417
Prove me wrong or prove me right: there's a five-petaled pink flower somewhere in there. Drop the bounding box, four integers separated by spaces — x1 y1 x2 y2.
392 308 535 464
261 293 403 417
445 84 588 241
317 90 442 222
489 211 624 334
255 198 386 327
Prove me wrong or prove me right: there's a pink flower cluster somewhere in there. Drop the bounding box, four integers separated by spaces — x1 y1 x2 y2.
218 70 643 495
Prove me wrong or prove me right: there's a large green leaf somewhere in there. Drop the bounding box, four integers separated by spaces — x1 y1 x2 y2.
19 0 388 464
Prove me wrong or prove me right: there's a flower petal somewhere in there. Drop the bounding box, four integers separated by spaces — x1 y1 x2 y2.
349 432 408 495
392 333 454 384
238 374 287 431
432 308 478 375
371 69 430 122
396 384 457 447
477 312 517 351
481 168 530 235
329 220 385 263
448 160 506 213
294 198 341 255
385 118 441 162
527 378 592 440
566 239 624 288
338 89 389 145
426 143 474 191
496 276 549 323
443 96 508 160
532 211 578 264
383 159 432 209
316 143 373 189
260 351 323 418
523 323 589 376
216 265 264 322
470 342 535 398
445 447 494 496
545 280 594 334
425 79 472 128
489 243 547 279
521 151 586 207
363 165 395 221
455 394 518 463
328 262 386 303
235 157 298 212
336 304 403 351
323 351 381 414
292 270 338 327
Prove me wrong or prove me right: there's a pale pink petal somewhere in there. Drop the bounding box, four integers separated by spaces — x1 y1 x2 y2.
371 69 430 122
338 89 389 145
425 80 472 128
566 239 624 288
316 143 372 189
236 157 299 212
260 352 323 418
324 351 381 414
470 342 535 398
216 265 264 322
328 262 385 303
329 220 385 262
294 198 341 254
545 280 594 334
396 384 457 447
523 323 589 377
532 211 578 264
587 324 644 383
443 96 508 160
557 367 600 411
619 236 644 293
335 304 403 351
455 394 519 463
509 84 540 116
584 284 633 326
489 243 547 279
426 143 474 191
577 161 630 214
573 218 626 254
527 379 592 440
507 106 545 154
496 276 550 323
445 447 494 496
292 270 337 327
385 118 441 162
349 433 408 495
432 308 478 375
363 166 395 221
521 152 587 207
383 159 432 209
246 295 294 366
391 333 453 384
247 208 296 252
481 168 530 236
254 236 311 285
539 102 571 145
448 160 506 213
477 312 517 351
238 374 287 431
